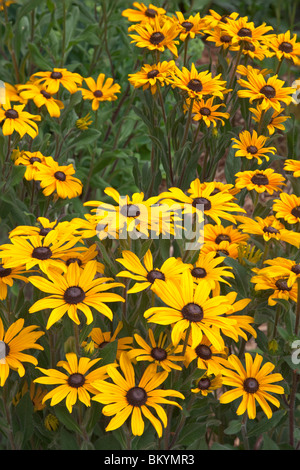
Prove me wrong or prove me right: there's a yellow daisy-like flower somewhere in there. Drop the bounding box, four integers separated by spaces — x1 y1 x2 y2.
191 373 223 396
76 112 93 131
116 249 188 294
231 130 277 165
203 10 239 30
237 214 300 247
222 292 256 342
28 260 125 329
79 74 121 111
8 217 76 239
170 62 227 100
219 353 284 419
34 156 83 200
122 2 166 25
129 16 180 57
82 322 133 360
18 82 64 118
235 169 285 194
4 82 27 104
0 100 41 139
273 193 300 224
204 26 236 49
128 60 175 95
184 333 228 375
0 317 44 386
30 68 83 94
0 230 79 276
34 352 113 413
92 352 185 437
188 97 230 127
204 223 248 246
128 330 184 372
221 16 273 47
232 41 272 61
284 159 300 177
201 240 240 260
14 150 47 181
256 257 300 288
145 270 237 351
251 271 298 306
12 380 47 411
250 105 290 136
266 30 300 64
172 11 205 41
237 70 295 113
58 243 104 275
0 262 28 300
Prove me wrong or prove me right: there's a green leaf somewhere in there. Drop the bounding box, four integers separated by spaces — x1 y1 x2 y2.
224 419 242 435
247 409 286 438
14 392 34 446
54 406 81 433
98 340 118 366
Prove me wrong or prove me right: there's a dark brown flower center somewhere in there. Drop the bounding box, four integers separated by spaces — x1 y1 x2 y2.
247 145 258 154
5 109 19 119
181 303 203 322
40 89 52 99
263 226 279 235
291 206 300 218
215 234 231 244
243 42 255 51
94 90 103 98
197 377 211 390
181 21 193 31
150 32 165 45
29 156 42 164
191 267 207 279
220 15 231 23
68 373 85 388
146 270 165 283
39 227 52 236
0 264 12 278
120 204 140 218
251 173 269 185
32 246 52 260
238 27 252 37
279 41 293 53
151 347 167 361
275 279 291 291
147 69 159 79
145 8 157 18
54 171 66 181
64 286 86 304
220 34 232 43
195 344 212 360
260 85 276 99
98 341 109 349
126 387 147 406
187 79 203 92
243 377 259 393
200 107 211 116
66 258 83 267
50 71 63 79
3 342 10 357
192 197 212 211
292 264 300 275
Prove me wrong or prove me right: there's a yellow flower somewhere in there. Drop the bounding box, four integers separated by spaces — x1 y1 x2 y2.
188 97 230 127
14 150 47 181
18 82 64 117
30 68 83 94
82 322 133 360
221 16 273 47
0 262 28 300
251 270 298 306
204 223 248 246
203 10 239 30
79 74 121 110
172 11 205 41
284 159 300 177
128 60 175 95
191 373 223 396
235 169 285 194
231 130 276 165
184 333 228 375
256 257 300 288
219 353 284 419
122 2 166 25
76 113 93 131
0 100 41 139
265 30 300 64
250 104 290 135
273 192 300 224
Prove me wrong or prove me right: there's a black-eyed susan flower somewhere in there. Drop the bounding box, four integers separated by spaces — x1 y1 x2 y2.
266 30 300 64
4 82 27 104
79 74 121 111
122 2 166 25
188 251 234 296
13 380 47 411
30 68 83 94
184 333 228 375
237 69 295 113
219 353 284 419
250 105 290 135
0 230 79 276
0 262 28 300
0 317 44 386
145 270 237 351
34 352 113 413
128 329 184 372
129 16 180 57
82 322 133 360
231 130 276 165
284 159 300 177
0 100 41 139
29 260 125 329
256 257 300 288
18 82 64 117
172 11 205 41
14 150 47 181
222 292 256 342
251 270 298 306
92 352 184 437
235 169 285 194
273 193 300 224
58 243 104 275
170 63 227 100
191 373 223 396
237 214 300 247
34 156 83 200
203 10 239 30
204 223 248 246
116 249 188 294
128 60 175 94
221 16 273 47
233 41 272 61
188 97 230 127
76 112 93 131
8 217 76 239
201 239 240 259
204 26 236 50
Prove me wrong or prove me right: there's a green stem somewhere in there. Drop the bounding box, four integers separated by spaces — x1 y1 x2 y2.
241 413 249 450
182 98 194 145
157 84 174 185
